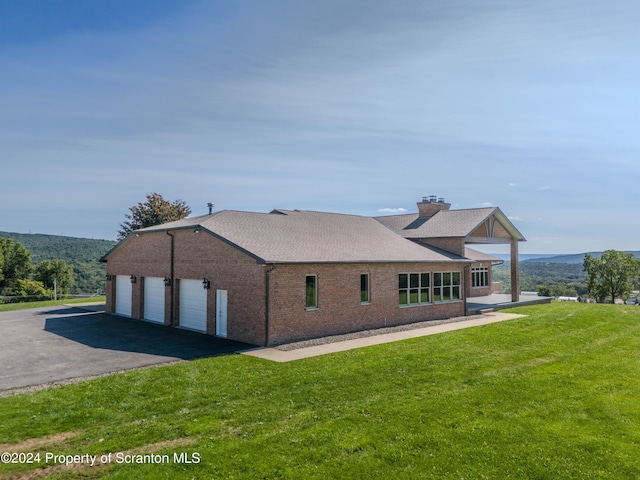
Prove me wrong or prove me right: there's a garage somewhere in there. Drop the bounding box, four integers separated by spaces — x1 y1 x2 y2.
179 279 208 332
143 277 165 324
115 275 132 317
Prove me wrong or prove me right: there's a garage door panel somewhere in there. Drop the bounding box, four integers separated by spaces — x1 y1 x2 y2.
179 279 207 332
144 277 165 324
115 275 132 317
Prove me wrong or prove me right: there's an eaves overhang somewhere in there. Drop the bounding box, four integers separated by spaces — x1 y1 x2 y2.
261 258 474 265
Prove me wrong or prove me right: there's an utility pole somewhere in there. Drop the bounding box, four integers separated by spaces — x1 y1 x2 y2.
54 278 57 301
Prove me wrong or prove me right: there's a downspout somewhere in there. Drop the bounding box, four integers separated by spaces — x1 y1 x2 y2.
167 231 175 326
463 264 470 316
264 263 276 346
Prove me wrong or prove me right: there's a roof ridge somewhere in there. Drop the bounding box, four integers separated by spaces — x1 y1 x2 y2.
281 209 377 219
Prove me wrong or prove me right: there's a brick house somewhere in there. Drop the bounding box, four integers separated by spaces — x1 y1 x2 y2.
101 197 524 346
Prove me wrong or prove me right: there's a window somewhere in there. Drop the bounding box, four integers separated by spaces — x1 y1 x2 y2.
472 267 489 288
305 275 317 309
398 273 430 306
360 273 370 304
433 272 461 302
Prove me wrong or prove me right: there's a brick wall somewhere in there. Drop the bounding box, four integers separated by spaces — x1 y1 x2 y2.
267 262 466 345
106 232 471 347
417 237 466 257
105 230 266 345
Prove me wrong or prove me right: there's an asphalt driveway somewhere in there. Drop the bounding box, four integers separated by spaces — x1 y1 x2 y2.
0 305 253 393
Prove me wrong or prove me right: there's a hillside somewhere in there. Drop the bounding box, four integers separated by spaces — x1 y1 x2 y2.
0 231 116 294
489 251 640 264
523 251 640 264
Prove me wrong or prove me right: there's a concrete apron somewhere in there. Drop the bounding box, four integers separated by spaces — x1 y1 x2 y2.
242 312 527 362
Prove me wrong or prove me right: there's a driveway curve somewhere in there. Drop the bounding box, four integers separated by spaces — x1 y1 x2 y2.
0 305 252 393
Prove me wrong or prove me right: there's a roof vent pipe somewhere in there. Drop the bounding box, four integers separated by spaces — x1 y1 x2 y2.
207 202 214 214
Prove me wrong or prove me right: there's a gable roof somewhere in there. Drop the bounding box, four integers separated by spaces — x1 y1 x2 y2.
107 209 472 264
375 207 525 242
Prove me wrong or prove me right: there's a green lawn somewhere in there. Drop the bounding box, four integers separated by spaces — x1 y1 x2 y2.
1 302 639 479
0 296 105 313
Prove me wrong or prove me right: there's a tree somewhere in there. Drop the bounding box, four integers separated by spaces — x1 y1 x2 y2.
583 250 640 304
34 259 75 294
11 279 49 298
537 285 551 297
0 238 31 293
117 193 192 240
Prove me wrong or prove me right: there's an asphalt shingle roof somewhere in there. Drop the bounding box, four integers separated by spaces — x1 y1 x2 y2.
136 209 471 264
375 208 497 238
464 247 502 263
103 203 524 265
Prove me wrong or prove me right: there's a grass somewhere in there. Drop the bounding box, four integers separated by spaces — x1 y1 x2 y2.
1 302 639 478
0 296 105 313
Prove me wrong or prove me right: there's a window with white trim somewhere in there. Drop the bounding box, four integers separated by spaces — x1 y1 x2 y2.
472 267 489 288
305 275 317 309
399 273 430 306
433 272 461 302
360 273 370 304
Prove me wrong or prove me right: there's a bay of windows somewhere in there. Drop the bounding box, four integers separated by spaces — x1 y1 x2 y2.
433 272 461 302
472 267 489 288
399 273 430 306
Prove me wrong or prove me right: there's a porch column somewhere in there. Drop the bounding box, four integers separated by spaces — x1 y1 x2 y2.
510 239 519 303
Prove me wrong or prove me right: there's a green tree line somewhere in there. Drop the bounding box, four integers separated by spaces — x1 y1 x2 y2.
494 250 640 302
493 262 590 297
0 238 73 301
0 233 116 301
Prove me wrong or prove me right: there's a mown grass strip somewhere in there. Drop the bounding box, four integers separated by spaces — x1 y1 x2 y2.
0 297 105 313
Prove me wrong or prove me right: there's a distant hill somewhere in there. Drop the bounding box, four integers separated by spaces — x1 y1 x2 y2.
488 254 561 262
0 231 116 294
488 251 640 264
523 251 640 264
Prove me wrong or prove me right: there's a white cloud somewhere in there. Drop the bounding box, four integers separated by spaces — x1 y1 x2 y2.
509 183 517 187
538 185 550 191
478 202 493 208
378 207 407 213
508 216 523 221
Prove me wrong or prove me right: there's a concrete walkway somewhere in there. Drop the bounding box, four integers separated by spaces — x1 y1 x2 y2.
242 312 526 362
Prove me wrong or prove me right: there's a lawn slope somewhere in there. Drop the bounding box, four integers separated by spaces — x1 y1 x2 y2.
0 303 639 479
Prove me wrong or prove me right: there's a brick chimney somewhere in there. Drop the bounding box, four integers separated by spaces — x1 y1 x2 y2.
417 196 450 217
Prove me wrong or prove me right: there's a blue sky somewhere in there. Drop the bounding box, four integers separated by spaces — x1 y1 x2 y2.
1 0 638 254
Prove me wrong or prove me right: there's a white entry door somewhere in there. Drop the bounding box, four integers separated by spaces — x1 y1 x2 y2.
216 290 228 338
143 277 165 324
115 275 132 317
179 279 207 332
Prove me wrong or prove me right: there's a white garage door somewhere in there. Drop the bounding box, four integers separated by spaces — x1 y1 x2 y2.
144 277 165 324
115 275 132 317
179 279 207 332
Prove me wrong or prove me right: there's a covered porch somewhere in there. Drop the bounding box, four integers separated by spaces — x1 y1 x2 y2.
466 293 552 314
464 207 525 304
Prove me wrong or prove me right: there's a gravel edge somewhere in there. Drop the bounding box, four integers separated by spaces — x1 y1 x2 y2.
273 314 487 351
